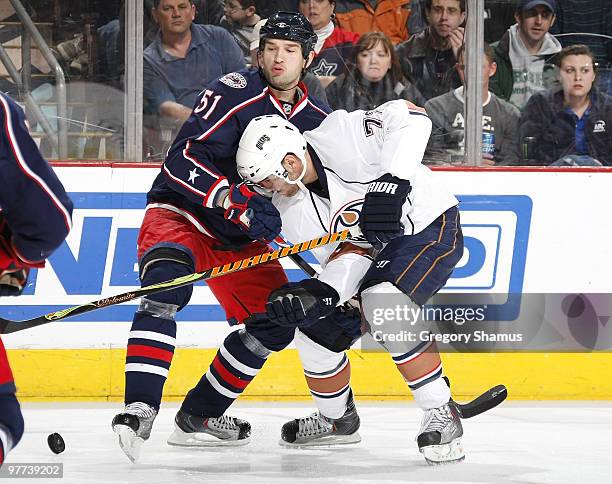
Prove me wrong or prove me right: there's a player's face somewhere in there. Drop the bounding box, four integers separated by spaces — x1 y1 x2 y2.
356 41 392 83
559 54 596 99
516 7 555 44
427 0 465 38
259 39 311 90
255 156 304 197
299 0 335 31
257 175 300 197
153 0 195 35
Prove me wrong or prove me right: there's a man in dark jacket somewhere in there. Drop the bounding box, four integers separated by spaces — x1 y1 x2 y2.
396 0 465 100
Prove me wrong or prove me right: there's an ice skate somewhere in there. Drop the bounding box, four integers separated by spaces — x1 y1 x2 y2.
167 409 251 447
280 391 361 447
417 401 464 465
111 402 157 463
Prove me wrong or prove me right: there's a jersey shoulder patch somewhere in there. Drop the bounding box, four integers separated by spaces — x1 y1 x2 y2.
219 72 248 89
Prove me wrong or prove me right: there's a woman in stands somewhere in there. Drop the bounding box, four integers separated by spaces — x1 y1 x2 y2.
519 44 612 166
325 31 426 111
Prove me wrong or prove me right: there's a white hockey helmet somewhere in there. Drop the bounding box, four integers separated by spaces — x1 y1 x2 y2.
236 115 308 185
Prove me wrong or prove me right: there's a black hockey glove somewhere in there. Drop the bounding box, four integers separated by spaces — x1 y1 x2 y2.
223 183 282 242
359 173 412 249
333 304 363 339
266 279 340 328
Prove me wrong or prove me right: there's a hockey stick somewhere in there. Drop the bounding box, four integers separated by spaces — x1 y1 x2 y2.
452 384 508 419
0 229 350 335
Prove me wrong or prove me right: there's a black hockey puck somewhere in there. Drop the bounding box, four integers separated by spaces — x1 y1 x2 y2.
47 433 65 454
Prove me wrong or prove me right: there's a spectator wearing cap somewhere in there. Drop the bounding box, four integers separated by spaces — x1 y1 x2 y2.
143 0 246 124
519 44 612 166
489 0 562 109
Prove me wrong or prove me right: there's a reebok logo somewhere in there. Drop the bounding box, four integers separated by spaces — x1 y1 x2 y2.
256 134 271 150
367 181 398 195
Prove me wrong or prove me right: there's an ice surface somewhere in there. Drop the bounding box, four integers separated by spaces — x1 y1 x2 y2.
6 401 612 483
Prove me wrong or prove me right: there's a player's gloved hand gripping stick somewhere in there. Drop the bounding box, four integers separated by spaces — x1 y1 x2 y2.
266 279 340 327
0 229 351 334
0 214 45 297
222 183 282 243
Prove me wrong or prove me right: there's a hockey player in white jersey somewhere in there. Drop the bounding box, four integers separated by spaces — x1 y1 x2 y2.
236 100 466 464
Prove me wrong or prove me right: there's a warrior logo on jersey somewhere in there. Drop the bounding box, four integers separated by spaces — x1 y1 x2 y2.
219 72 247 89
331 200 366 242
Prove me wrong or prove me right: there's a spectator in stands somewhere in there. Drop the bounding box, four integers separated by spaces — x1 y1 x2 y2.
325 31 425 111
334 0 412 45
396 0 465 101
519 44 612 166
489 0 562 109
406 0 516 43
193 0 225 24
424 43 520 166
249 18 329 104
298 0 359 85
220 0 262 67
143 0 245 124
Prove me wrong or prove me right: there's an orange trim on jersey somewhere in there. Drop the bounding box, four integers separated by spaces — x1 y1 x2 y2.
404 100 427 114
328 242 373 263
409 211 459 298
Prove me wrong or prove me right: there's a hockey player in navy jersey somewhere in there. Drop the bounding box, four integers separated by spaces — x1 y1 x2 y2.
0 93 73 467
112 12 362 462
235 103 466 464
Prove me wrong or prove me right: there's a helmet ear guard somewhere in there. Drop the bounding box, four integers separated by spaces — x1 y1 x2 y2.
236 115 309 187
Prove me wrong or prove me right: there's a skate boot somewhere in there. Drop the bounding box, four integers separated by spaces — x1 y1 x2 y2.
280 391 361 447
112 402 157 463
167 408 251 447
417 401 464 465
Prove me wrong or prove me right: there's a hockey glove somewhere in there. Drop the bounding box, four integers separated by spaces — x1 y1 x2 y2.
266 279 340 328
360 173 412 249
0 215 43 297
333 304 364 340
223 183 282 242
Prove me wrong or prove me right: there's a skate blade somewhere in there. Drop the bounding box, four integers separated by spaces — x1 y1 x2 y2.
167 428 250 448
279 432 361 449
420 439 464 465
113 424 143 463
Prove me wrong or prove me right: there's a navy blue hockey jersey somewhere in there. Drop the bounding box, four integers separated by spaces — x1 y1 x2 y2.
147 69 330 246
0 93 73 264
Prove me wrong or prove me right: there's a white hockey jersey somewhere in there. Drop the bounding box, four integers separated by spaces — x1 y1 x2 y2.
273 100 458 303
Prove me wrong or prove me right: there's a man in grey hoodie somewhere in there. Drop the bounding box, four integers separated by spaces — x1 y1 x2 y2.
424 43 521 165
489 0 562 109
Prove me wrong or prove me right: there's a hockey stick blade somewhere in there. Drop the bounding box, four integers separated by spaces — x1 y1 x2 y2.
0 229 350 334
453 384 508 419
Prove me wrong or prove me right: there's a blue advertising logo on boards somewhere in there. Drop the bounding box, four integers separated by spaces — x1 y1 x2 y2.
0 193 532 322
